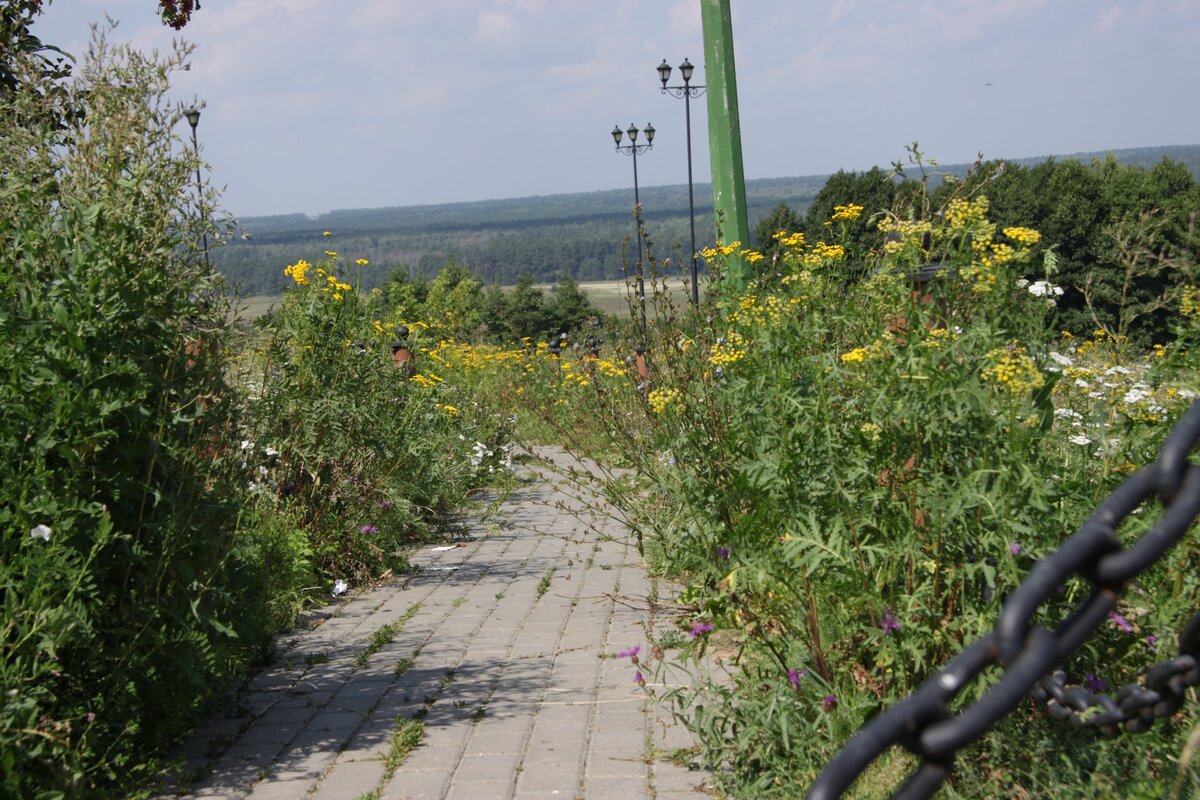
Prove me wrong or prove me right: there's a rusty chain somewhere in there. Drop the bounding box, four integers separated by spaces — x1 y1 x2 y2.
807 399 1200 800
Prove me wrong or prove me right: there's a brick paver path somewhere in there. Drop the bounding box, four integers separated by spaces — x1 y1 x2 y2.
158 448 708 799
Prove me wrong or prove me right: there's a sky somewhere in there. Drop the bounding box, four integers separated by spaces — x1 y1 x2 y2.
32 0 1200 219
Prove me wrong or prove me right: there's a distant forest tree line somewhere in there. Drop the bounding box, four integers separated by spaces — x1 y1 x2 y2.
219 145 1200 344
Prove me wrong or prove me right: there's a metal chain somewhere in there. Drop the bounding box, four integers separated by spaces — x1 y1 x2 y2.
807 399 1200 800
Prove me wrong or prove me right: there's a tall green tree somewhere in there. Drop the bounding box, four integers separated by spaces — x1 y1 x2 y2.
752 202 803 266
803 167 913 262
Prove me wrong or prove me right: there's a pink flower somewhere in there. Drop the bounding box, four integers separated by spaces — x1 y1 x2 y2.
1108 611 1133 634
822 694 838 712
617 645 641 660
689 622 715 639
787 668 806 690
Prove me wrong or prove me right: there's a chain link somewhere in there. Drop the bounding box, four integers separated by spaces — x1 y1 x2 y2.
807 400 1200 800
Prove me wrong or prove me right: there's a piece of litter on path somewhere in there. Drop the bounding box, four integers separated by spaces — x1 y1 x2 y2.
425 565 461 572
430 545 456 552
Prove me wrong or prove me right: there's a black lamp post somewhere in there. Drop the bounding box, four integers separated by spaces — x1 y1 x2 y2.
612 122 654 332
184 107 210 268
658 58 705 307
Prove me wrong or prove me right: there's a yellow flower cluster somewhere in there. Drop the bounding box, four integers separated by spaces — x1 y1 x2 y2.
1182 286 1200 320
1003 226 1042 246
923 327 956 349
981 344 1045 394
730 294 786 328
739 248 766 264
701 240 742 259
945 196 989 229
424 340 525 371
859 421 882 442
320 272 352 301
284 259 312 286
841 347 868 364
355 258 370 266
878 217 935 258
710 331 748 366
596 358 628 378
841 335 893 365
439 404 460 416
831 203 864 221
648 387 682 414
773 231 805 248
810 242 845 260
878 217 933 239
559 360 591 388
410 372 444 388
324 250 338 259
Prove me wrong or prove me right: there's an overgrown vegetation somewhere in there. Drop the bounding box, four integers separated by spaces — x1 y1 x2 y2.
6 7 1200 799
499 158 1200 797
0 24 512 797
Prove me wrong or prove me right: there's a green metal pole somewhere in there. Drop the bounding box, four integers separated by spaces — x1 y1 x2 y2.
700 0 751 288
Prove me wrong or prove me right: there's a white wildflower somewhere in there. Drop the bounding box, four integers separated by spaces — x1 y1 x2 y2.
29 524 51 542
1028 280 1064 298
1049 352 1074 367
1069 435 1092 446
1055 409 1084 421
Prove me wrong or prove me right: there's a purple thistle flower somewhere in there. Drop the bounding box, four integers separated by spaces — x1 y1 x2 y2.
359 524 378 535
689 621 715 639
716 545 731 561
1009 542 1022 555
822 694 838 712
1145 635 1159 650
378 500 394 510
617 645 641 660
634 670 645 686
880 607 901 635
1108 611 1134 634
787 668 806 691
1084 672 1108 693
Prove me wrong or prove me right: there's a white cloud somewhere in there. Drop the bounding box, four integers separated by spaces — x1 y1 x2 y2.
476 11 517 41
1094 6 1122 33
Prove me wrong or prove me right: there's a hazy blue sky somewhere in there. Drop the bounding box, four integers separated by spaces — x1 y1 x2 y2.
33 1 1200 218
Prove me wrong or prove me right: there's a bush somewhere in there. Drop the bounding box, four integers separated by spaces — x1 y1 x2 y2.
0 31 271 796
512 184 1200 796
239 251 513 586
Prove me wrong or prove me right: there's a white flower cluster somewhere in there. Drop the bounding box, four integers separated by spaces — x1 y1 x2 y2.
469 441 515 473
1016 278 1065 307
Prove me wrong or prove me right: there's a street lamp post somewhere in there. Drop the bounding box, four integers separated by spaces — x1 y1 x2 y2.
184 107 210 268
658 58 705 307
612 122 654 333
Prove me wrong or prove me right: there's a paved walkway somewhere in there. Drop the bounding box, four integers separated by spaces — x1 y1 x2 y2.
158 448 708 800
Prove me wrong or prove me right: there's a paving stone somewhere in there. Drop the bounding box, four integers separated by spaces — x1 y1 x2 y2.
382 768 453 799
154 452 707 799
309 759 388 799
242 778 315 799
